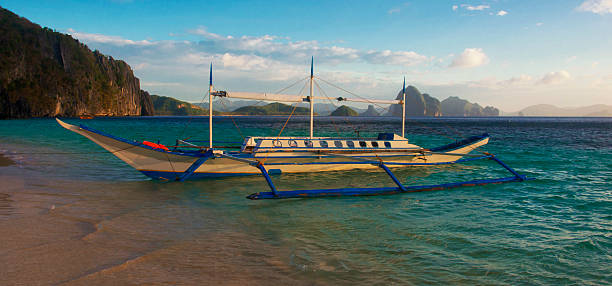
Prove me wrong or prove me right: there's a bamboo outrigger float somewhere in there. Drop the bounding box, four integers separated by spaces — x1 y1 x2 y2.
57 58 532 199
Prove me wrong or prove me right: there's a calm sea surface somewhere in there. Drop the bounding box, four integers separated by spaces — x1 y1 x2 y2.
0 116 610 285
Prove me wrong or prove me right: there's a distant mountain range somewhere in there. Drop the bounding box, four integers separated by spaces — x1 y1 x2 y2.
388 86 499 117
505 104 612 117
197 100 367 116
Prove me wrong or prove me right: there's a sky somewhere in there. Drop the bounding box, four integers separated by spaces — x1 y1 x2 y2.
2 0 611 111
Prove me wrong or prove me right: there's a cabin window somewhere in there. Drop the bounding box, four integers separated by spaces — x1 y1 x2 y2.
384 142 392 148
359 141 367 147
289 140 298 148
371 141 379 148
273 140 282 147
319 141 329 148
347 141 355 148
304 140 314 148
334 141 343 148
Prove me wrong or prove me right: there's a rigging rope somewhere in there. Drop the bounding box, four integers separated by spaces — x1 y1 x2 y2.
315 76 465 143
313 80 359 139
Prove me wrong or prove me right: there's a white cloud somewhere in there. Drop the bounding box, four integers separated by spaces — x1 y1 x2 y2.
536 22 544 26
452 5 458 11
467 71 572 89
188 26 225 39
388 7 401 14
67 28 153 46
449 48 489 68
497 10 508 16
141 81 182 87
388 2 409 15
538 70 571 85
466 75 534 89
185 28 427 67
68 27 428 68
461 4 490 11
221 53 270 71
502 75 533 86
363 50 429 66
577 0 612 14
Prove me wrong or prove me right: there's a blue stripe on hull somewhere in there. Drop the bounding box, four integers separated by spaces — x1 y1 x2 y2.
140 170 258 180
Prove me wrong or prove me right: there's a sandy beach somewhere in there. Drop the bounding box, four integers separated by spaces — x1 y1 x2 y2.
0 163 306 285
0 154 14 166
1 117 611 285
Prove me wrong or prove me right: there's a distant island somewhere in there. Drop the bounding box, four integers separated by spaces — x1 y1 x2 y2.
150 94 207 116
330 105 358 116
506 104 612 117
232 102 310 115
360 105 380 117
388 86 499 117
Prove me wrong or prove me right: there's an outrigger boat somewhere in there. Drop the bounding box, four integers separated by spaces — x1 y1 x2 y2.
57 59 531 199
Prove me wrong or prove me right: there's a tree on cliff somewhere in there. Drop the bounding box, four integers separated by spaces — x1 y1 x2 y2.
0 6 153 118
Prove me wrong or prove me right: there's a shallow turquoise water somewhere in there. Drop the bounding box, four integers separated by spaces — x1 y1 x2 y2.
0 116 610 284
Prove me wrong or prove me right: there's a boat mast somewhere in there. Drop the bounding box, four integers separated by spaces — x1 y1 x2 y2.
209 63 213 149
309 56 314 139
402 77 406 138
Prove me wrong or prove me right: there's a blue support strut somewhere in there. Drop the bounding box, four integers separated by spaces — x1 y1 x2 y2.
489 156 526 181
247 154 533 200
378 163 407 191
256 163 279 197
178 151 212 181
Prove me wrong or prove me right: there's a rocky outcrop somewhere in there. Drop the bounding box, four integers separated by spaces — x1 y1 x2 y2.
151 94 208 116
0 7 153 118
423 93 442 116
441 96 499 116
330 105 358 116
360 105 380 116
388 86 441 117
139 90 155 116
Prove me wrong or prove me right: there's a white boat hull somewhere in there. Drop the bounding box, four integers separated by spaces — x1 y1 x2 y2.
56 119 489 180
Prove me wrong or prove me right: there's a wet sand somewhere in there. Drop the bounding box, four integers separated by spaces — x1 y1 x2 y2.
0 166 309 285
0 154 14 166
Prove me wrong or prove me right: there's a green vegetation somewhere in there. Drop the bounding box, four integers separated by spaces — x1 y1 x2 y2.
441 96 499 116
330 105 358 116
232 102 311 115
0 7 152 118
150 95 207 116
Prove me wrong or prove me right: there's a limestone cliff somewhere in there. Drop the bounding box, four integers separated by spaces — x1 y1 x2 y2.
0 7 153 118
360 105 380 116
388 86 442 117
441 96 499 117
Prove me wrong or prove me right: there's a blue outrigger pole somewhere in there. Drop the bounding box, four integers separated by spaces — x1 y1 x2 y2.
244 153 532 200
203 59 532 200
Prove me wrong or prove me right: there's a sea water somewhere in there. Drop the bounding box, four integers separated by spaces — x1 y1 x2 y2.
0 116 610 285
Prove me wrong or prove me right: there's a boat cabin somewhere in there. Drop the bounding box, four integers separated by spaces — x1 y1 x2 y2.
241 133 421 153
